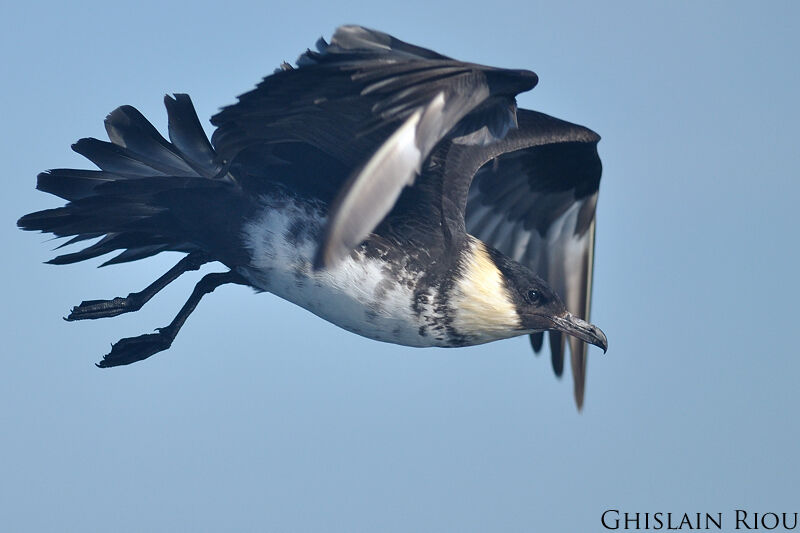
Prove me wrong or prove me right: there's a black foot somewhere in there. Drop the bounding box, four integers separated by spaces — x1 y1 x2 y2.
66 252 210 322
91 270 245 368
96 330 172 368
67 296 143 321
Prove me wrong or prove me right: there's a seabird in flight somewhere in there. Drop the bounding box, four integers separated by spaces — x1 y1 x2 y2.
18 25 607 408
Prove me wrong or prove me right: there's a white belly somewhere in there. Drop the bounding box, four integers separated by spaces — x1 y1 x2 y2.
237 194 443 347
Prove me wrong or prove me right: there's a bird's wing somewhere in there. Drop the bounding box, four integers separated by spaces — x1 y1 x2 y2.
441 109 602 408
210 25 538 268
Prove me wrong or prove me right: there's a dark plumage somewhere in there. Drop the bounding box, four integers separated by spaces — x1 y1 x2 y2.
18 26 606 408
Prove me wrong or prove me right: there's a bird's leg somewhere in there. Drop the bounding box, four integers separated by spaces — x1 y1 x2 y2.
96 270 247 368
66 252 209 321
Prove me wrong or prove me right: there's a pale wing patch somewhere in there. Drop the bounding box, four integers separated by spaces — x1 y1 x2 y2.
316 93 446 268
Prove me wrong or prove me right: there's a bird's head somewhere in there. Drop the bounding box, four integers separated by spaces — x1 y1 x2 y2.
449 236 607 351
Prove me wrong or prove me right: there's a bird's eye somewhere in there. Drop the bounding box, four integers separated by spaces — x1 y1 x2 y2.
527 289 541 305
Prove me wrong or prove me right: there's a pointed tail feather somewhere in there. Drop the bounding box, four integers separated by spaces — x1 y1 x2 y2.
18 94 244 266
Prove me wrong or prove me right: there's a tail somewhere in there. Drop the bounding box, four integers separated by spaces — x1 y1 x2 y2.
18 95 246 266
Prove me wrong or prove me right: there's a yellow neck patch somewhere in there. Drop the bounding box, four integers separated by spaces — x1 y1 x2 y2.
449 237 521 343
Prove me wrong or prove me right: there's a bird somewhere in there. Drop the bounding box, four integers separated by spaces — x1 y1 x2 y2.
18 25 606 408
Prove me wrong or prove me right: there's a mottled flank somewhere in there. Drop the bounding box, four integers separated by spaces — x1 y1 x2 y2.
239 190 455 347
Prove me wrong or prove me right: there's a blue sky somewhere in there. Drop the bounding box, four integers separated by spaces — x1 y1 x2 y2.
2 1 799 532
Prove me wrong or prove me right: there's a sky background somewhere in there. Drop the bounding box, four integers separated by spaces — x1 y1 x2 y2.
2 1 799 532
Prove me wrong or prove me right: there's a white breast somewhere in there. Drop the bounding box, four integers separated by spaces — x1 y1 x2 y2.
238 194 443 347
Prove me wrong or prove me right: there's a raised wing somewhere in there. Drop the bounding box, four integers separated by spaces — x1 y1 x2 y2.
210 25 538 268
441 109 602 408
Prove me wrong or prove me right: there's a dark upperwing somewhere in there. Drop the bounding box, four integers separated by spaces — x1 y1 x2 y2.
209 26 603 406
209 25 537 268
451 110 602 409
